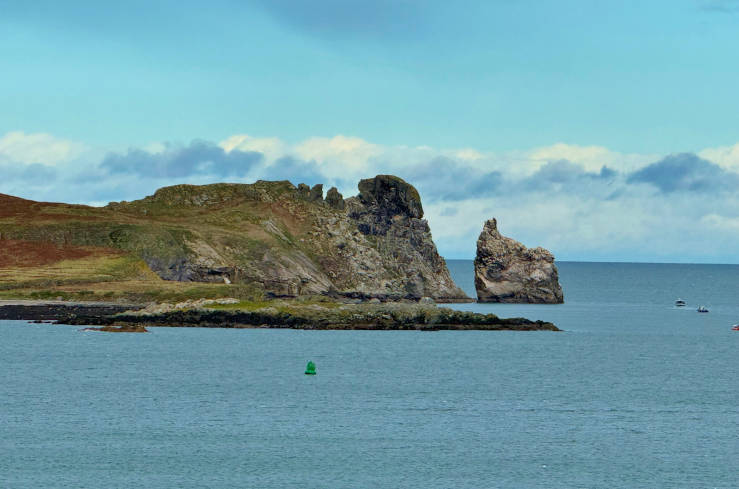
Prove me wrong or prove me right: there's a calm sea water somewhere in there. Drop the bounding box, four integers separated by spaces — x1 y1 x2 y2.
2 261 738 488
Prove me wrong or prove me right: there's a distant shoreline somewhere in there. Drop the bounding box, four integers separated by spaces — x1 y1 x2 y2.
445 259 739 266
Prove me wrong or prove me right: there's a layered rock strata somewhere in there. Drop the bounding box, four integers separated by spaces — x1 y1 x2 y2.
474 219 564 303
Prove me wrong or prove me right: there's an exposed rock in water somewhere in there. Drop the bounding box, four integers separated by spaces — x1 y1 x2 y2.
81 325 148 333
474 218 564 303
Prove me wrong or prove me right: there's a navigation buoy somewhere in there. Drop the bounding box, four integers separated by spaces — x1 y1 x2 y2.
305 361 316 375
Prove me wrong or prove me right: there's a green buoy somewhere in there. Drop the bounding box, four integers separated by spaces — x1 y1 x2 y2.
305 361 316 375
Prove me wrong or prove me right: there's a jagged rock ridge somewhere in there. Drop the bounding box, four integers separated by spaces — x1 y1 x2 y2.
474 218 564 303
124 175 467 301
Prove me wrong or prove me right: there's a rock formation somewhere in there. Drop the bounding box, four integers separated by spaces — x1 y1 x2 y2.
474 218 563 303
325 187 345 210
342 175 466 301
309 184 324 203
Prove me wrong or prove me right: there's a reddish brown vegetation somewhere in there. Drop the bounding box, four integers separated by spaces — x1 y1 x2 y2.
0 194 41 218
0 239 119 268
0 193 103 221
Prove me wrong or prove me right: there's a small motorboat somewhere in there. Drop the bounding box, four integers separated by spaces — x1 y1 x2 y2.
675 299 686 307
731 324 739 331
697 306 709 313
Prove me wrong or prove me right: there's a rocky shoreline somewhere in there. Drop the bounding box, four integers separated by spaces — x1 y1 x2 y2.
0 300 559 332
0 302 142 321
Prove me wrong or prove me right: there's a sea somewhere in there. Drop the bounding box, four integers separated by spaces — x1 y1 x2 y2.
1 261 738 488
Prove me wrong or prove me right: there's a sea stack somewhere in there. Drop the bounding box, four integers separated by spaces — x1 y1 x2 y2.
474 218 564 303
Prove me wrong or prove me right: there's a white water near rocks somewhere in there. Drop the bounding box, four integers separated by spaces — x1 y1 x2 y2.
1 261 738 488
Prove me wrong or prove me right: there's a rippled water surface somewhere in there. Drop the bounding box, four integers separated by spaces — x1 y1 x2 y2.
2 262 738 488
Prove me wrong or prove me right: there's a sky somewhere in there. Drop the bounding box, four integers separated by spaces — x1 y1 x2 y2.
2 0 739 262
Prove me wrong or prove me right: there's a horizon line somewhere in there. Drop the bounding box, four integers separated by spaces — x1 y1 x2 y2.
444 258 739 266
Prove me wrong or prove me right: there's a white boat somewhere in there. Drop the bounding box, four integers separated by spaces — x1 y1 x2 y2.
697 306 709 313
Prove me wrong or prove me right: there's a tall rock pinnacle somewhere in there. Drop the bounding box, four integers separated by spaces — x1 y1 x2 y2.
474 218 564 303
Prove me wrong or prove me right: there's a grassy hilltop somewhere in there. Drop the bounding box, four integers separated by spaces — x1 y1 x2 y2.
0 176 468 304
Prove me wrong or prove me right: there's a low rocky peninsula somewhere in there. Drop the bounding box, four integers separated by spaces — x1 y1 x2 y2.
0 298 559 331
0 175 560 331
474 219 564 303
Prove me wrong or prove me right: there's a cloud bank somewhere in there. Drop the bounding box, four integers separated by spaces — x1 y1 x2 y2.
2 130 739 263
100 141 263 178
627 153 739 193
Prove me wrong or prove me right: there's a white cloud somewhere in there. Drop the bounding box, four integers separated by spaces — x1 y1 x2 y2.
141 141 168 154
219 134 287 162
698 143 739 171
453 148 484 161
700 213 739 231
0 131 86 166
526 143 653 174
294 135 381 172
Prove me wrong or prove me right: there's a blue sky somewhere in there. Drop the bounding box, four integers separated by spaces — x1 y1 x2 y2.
2 0 739 262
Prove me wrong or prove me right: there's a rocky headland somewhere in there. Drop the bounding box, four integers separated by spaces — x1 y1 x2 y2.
0 177 563 330
474 219 564 303
0 175 468 303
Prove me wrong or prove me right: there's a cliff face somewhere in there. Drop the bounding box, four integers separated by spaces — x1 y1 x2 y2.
343 175 465 300
0 176 469 302
474 219 563 303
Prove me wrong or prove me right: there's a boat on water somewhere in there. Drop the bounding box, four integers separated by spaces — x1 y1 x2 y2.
732 324 739 331
675 299 686 307
697 306 709 313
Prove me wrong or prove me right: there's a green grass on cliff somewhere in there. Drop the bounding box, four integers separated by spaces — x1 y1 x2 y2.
0 254 150 290
0 181 320 302
0 281 265 304
0 178 432 304
206 295 343 312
